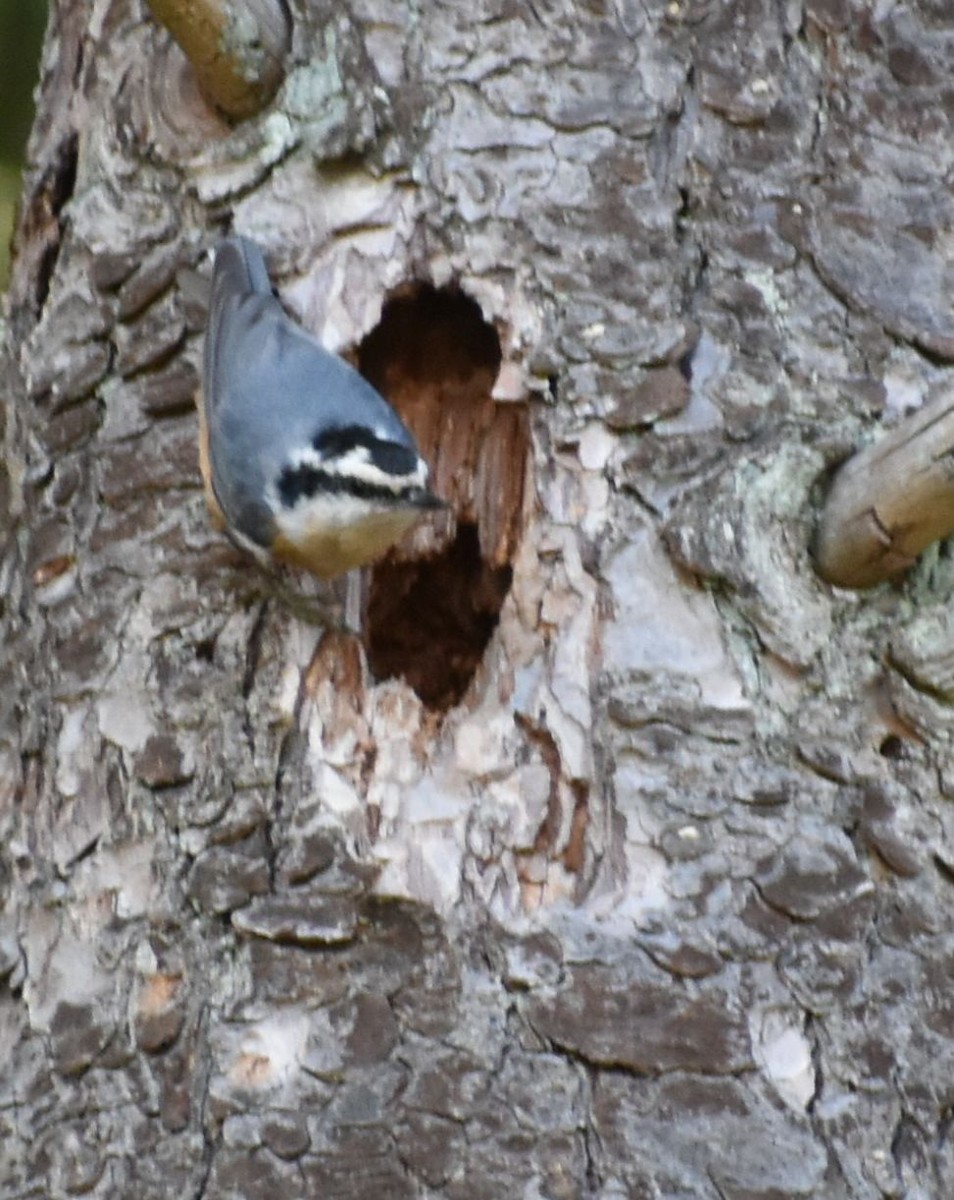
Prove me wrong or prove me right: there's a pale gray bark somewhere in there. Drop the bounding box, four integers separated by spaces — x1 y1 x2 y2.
2 1 954 1198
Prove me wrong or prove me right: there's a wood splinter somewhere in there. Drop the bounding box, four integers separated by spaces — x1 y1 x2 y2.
814 387 954 589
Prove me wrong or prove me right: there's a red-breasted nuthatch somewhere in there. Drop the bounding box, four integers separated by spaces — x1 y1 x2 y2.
200 236 442 579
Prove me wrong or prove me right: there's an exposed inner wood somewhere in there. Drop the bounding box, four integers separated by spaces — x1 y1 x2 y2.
357 284 529 709
358 283 528 568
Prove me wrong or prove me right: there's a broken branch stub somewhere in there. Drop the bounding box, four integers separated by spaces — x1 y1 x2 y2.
145 0 291 121
814 387 954 589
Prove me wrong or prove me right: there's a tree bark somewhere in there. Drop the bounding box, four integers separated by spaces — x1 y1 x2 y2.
3 1 954 1197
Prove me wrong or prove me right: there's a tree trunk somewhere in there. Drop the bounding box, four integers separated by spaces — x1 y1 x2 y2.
3 1 954 1197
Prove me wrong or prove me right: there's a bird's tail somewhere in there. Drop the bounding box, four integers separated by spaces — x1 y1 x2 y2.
212 236 273 299
204 237 274 419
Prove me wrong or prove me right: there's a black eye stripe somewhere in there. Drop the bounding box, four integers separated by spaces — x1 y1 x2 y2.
313 424 419 476
277 463 430 509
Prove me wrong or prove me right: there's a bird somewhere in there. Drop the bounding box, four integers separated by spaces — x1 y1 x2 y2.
199 235 442 581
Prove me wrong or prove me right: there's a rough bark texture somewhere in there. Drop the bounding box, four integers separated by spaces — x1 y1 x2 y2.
2 1 954 1198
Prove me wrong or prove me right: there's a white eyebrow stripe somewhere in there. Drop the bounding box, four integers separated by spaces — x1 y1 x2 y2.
268 456 430 518
285 446 428 489
322 454 428 492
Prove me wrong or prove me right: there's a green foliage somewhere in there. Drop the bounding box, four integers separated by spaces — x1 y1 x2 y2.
0 0 48 288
